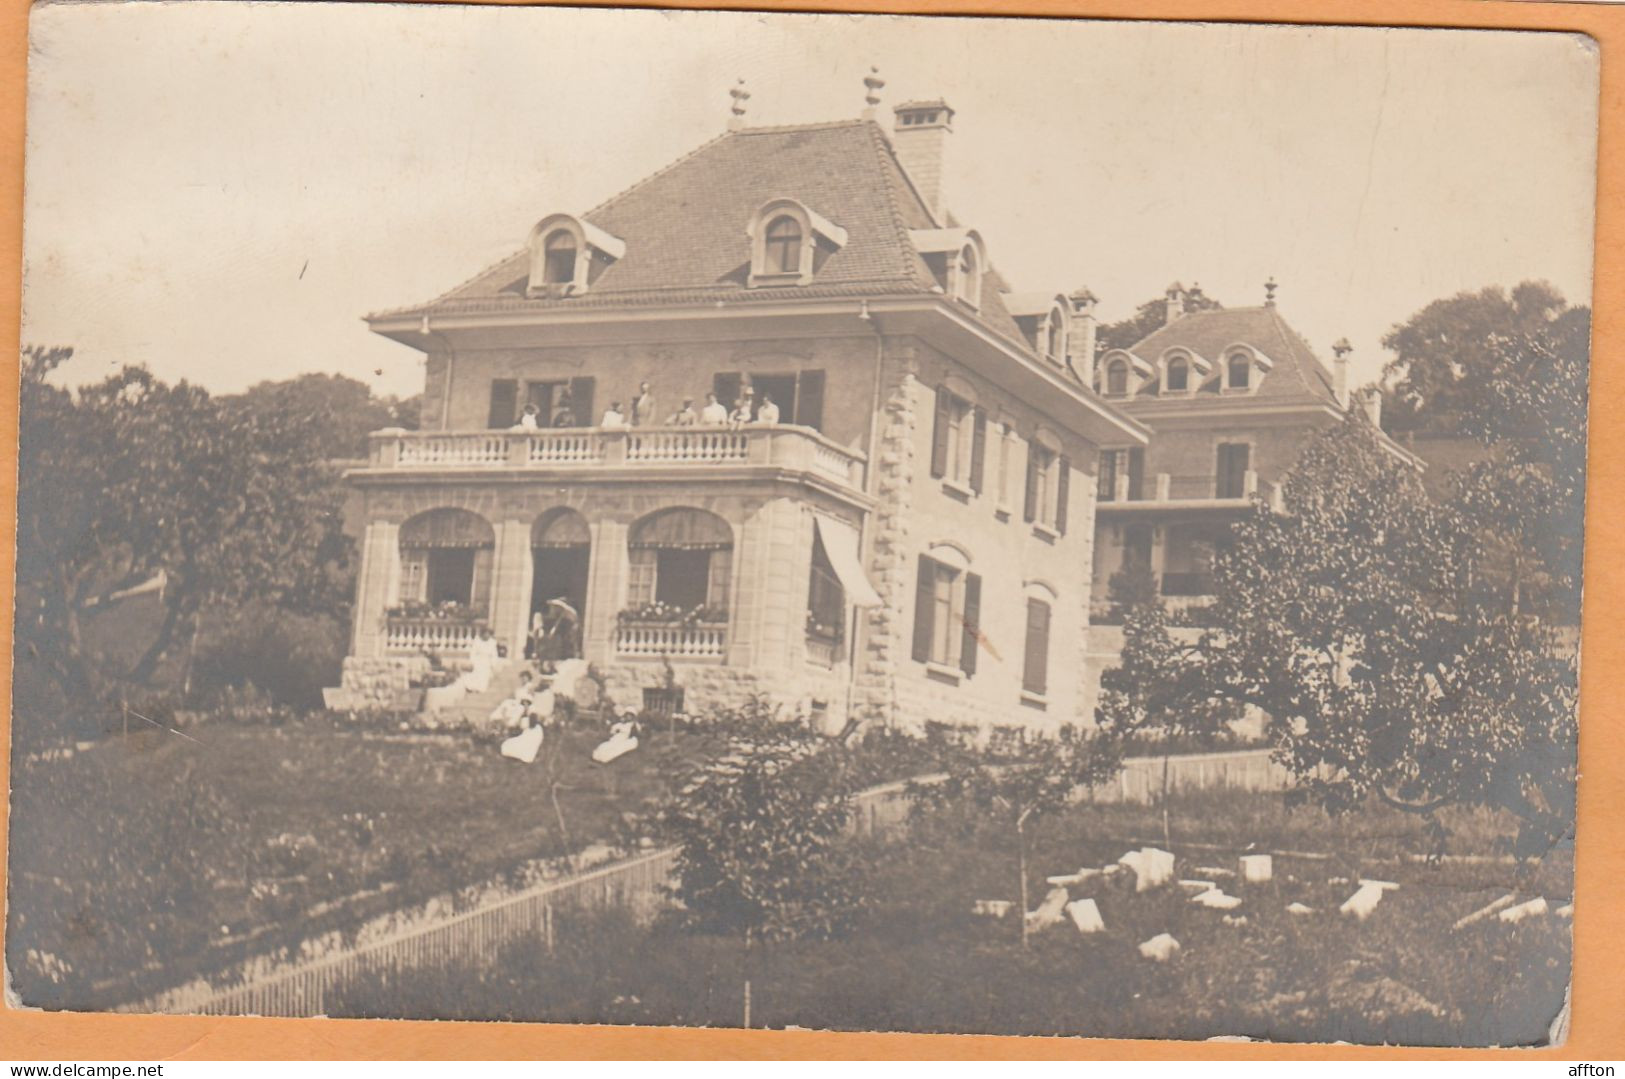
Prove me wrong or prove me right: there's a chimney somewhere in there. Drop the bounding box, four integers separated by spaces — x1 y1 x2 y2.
727 79 750 132
1332 337 1352 409
1164 282 1185 326
892 100 955 223
1362 386 1383 428
1068 288 1099 381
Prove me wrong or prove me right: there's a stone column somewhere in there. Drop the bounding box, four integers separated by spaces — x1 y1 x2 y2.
732 498 800 673
489 518 533 659
1150 525 1168 596
584 518 628 666
351 519 400 659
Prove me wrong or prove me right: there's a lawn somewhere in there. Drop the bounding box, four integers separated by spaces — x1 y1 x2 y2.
4 711 722 1010
323 788 1573 1047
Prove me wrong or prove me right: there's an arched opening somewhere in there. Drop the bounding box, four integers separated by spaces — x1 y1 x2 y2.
1106 359 1129 396
1045 308 1065 361
626 508 733 618
955 243 981 307
1166 356 1189 392
764 215 803 275
397 508 496 617
1227 353 1251 390
542 230 578 285
530 508 592 660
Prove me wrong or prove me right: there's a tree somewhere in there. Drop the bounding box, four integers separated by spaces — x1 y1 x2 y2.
910 728 1123 947
1097 286 1223 354
227 373 419 459
15 350 352 712
1379 281 1569 436
1197 413 1577 855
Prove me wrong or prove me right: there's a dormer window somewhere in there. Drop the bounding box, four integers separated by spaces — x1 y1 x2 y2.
910 228 985 311
526 213 625 298
1106 359 1129 396
1167 356 1190 392
1043 307 1066 363
748 198 846 287
954 244 982 308
1227 354 1250 390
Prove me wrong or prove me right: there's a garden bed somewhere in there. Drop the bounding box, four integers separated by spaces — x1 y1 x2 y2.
319 788 1573 1046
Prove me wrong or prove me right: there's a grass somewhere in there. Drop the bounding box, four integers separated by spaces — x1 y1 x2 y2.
324 789 1573 1047
4 711 720 1010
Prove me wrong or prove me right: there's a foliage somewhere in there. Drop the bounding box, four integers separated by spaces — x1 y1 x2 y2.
658 706 863 943
226 372 419 459
1378 281 1569 436
15 348 353 717
1197 412 1578 854
616 601 729 627
192 603 348 710
1097 286 1223 354
385 600 489 622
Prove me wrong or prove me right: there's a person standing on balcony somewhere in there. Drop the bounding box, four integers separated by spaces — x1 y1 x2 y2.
517 403 541 430
729 395 753 428
601 401 626 428
668 398 699 426
700 392 728 425
552 391 575 428
631 381 657 426
756 393 780 425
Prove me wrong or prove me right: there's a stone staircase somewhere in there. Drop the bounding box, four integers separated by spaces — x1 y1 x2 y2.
426 661 533 728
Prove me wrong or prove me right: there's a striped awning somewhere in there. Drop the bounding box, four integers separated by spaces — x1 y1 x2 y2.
399 508 495 549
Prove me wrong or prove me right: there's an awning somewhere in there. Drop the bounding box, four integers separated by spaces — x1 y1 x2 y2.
814 515 883 608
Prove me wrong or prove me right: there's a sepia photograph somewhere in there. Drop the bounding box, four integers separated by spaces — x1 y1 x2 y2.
5 1 1597 1050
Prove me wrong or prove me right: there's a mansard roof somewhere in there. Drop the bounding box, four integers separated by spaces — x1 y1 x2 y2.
1117 305 1342 407
369 119 1031 348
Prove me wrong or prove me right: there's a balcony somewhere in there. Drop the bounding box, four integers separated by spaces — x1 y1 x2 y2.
1096 470 1281 513
615 622 729 660
384 615 488 656
359 425 866 492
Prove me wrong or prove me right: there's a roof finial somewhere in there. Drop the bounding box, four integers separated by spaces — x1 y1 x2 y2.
862 66 885 121
1264 276 1278 307
728 78 750 131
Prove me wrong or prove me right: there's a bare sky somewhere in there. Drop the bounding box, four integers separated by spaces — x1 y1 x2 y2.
23 3 1599 400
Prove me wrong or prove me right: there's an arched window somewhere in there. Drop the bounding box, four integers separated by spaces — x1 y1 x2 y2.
397 508 496 613
1045 309 1065 361
1166 356 1189 392
765 216 803 275
1106 359 1129 396
626 508 734 615
530 509 591 656
1227 353 1251 390
542 230 578 285
955 243 981 307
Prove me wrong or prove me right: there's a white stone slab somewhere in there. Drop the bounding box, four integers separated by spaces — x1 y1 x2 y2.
1286 902 1315 915
1239 855 1273 883
1178 879 1217 892
1139 847 1176 889
1556 902 1574 919
1359 878 1401 892
1191 888 1243 911
1498 897 1549 924
500 725 544 764
1193 866 1236 878
973 899 1013 918
1066 898 1105 934
1027 886 1070 929
1452 893 1516 930
1138 933 1180 962
1339 882 1385 920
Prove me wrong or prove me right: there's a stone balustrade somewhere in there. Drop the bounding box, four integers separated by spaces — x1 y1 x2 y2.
614 622 729 660
384 617 486 655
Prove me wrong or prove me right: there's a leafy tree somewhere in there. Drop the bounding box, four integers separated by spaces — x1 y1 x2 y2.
15 349 352 714
1198 413 1577 855
1097 285 1223 353
910 728 1123 947
227 372 419 459
1379 281 1569 436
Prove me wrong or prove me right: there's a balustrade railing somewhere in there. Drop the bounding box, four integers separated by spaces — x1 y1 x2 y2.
625 428 750 464
615 622 728 659
385 618 486 655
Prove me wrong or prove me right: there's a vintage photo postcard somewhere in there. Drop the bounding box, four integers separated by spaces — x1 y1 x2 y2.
6 1 1596 1049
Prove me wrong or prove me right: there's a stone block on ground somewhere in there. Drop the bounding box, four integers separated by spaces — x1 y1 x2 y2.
1026 886 1070 930
1452 893 1516 930
1286 902 1315 915
1178 879 1216 893
1498 897 1548 924
1221 915 1248 927
973 899 1013 918
500 725 544 764
1193 866 1235 878
1339 882 1385 920
1137 933 1180 962
1359 878 1401 892
1139 847 1176 889
1065 898 1105 934
1191 888 1243 911
1239 854 1273 883
1047 868 1102 887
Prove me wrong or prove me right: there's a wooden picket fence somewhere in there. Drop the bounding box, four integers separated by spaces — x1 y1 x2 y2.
121 749 1279 1018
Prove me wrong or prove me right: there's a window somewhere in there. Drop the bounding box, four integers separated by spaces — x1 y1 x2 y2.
1216 442 1251 499
1023 596 1052 697
807 532 845 643
427 549 476 606
626 508 733 614
1024 441 1072 534
764 216 803 275
911 554 981 675
1227 354 1251 390
488 379 519 428
542 230 577 285
1106 359 1129 396
1166 356 1189 392
954 244 981 308
398 508 495 615
1098 449 1119 501
930 385 985 492
711 370 826 428
995 422 1016 511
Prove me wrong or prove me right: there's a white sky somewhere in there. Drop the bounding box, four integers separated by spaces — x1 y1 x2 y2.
22 3 1600 400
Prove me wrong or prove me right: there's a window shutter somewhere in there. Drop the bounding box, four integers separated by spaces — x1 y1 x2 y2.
568 376 595 426
1056 456 1071 535
912 556 936 664
706 548 732 610
795 370 826 430
930 386 952 479
627 548 657 606
1128 447 1145 500
960 571 981 677
1024 446 1039 523
1097 450 1117 500
968 408 987 494
1023 598 1051 694
487 379 518 428
713 372 743 411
